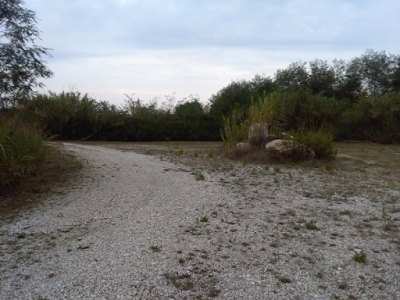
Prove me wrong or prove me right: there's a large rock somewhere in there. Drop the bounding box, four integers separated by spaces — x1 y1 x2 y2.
265 139 315 160
248 122 268 147
235 142 251 152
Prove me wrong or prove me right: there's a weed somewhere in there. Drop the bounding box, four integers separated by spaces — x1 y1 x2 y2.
381 206 393 231
325 163 335 174
274 166 281 173
270 241 279 248
200 216 208 222
193 151 199 157
353 251 367 263
339 210 352 216
207 149 215 158
242 158 249 166
150 246 161 253
300 161 308 168
305 220 319 230
278 276 292 283
175 149 184 156
192 171 205 181
208 287 221 297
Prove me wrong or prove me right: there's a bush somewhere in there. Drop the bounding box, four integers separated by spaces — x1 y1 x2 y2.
293 128 337 159
340 92 400 143
0 124 46 187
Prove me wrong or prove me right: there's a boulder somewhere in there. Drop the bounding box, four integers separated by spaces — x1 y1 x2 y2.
235 142 251 152
265 139 315 160
248 122 268 147
265 139 295 155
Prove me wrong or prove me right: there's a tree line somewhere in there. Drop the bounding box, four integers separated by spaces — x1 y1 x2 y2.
2 49 400 144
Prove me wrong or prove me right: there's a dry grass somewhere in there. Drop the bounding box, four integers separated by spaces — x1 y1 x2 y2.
0 143 83 216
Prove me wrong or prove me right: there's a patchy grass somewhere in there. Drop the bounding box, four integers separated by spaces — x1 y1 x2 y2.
0 143 83 216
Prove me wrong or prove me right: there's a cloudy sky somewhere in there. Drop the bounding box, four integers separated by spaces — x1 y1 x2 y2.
28 0 400 106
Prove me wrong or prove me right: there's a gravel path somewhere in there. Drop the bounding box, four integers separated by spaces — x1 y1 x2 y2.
1 143 399 299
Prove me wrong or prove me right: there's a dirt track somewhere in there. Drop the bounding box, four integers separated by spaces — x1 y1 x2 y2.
1 142 399 299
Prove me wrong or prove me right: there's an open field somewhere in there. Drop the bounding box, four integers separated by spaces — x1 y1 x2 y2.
0 141 399 299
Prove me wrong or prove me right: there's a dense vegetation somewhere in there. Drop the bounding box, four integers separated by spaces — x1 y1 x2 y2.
18 49 399 145
1 0 52 188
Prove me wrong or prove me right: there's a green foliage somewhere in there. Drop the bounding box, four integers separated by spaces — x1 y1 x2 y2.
200 216 208 222
174 98 204 118
293 128 337 159
16 50 400 145
324 163 335 174
353 251 367 263
0 0 53 109
27 90 221 141
221 110 249 152
340 92 400 143
150 246 161 253
193 171 205 181
209 80 253 122
0 123 46 187
381 206 393 231
305 220 319 230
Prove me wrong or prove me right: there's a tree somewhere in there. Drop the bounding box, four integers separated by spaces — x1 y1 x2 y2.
308 59 335 96
174 99 204 118
209 80 253 121
275 61 309 91
0 0 53 109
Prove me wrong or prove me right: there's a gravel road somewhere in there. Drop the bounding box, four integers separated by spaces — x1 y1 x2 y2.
1 143 399 299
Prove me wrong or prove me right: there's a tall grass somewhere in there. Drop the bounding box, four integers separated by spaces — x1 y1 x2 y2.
291 127 337 159
0 122 46 187
221 110 249 152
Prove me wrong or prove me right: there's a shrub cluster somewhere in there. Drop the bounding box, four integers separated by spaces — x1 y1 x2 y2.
0 119 46 187
25 91 221 141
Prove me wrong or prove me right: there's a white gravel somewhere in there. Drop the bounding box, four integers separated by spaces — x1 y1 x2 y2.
1 142 399 299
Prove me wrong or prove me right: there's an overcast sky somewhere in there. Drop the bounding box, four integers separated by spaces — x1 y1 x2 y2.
28 0 400 106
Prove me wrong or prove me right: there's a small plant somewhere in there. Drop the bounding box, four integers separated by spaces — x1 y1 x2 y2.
278 276 292 283
207 149 215 158
193 151 199 157
305 220 319 230
192 171 205 180
381 206 393 231
200 216 208 222
242 158 249 166
270 241 279 248
150 246 161 253
325 163 335 174
353 251 367 263
175 149 184 156
339 210 352 216
274 166 281 173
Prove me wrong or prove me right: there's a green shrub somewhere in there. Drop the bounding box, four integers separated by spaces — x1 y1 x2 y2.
293 128 337 159
221 110 249 152
0 124 46 187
